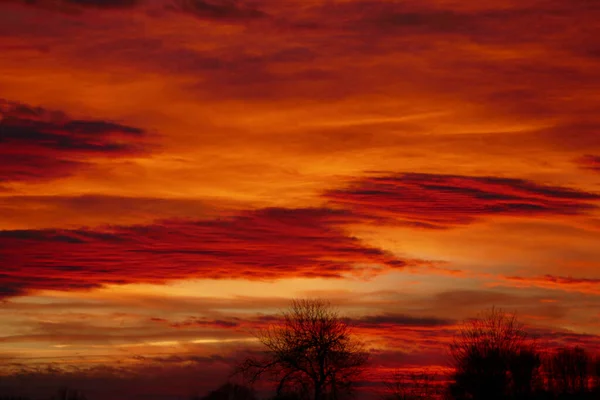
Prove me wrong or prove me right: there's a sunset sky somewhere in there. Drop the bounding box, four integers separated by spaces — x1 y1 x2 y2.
1 0 600 398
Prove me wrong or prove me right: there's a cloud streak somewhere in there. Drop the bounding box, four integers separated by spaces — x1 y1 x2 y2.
326 173 600 229
0 195 238 229
503 274 600 295
576 155 600 173
168 0 266 21
0 99 150 183
2 0 141 12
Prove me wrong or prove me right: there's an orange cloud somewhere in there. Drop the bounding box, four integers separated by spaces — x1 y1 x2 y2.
149 313 456 332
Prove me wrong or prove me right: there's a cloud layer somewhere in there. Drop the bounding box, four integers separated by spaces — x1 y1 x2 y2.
2 171 599 297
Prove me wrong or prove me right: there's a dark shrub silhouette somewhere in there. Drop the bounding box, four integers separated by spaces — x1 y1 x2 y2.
236 299 369 400
447 308 540 400
592 355 600 397
197 382 257 400
51 387 87 400
268 391 304 400
0 397 30 400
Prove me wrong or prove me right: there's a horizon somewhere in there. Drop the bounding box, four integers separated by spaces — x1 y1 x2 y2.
1 0 600 399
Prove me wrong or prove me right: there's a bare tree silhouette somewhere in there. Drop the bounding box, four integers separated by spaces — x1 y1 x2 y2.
544 346 592 398
447 308 539 400
236 299 369 400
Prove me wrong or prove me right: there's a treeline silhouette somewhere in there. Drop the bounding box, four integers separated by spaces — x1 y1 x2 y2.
425 308 599 400
202 304 600 400
0 387 87 400
2 301 599 400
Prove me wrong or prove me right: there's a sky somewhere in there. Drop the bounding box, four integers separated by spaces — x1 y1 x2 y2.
1 0 600 398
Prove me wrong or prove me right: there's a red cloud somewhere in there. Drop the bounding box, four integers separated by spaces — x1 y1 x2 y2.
169 0 267 21
0 99 149 183
575 154 600 172
503 274 600 295
7 0 265 21
325 173 600 229
3 0 140 12
0 208 411 297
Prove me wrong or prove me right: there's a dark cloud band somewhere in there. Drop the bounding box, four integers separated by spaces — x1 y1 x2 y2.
0 99 149 182
326 173 600 229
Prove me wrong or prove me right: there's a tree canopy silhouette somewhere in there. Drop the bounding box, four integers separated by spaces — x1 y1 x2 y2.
544 346 598 399
447 308 539 400
236 299 369 400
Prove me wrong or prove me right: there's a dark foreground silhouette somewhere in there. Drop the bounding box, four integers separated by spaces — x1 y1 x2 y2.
2 301 599 400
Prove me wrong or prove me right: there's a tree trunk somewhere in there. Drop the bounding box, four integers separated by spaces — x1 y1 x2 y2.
314 382 322 400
